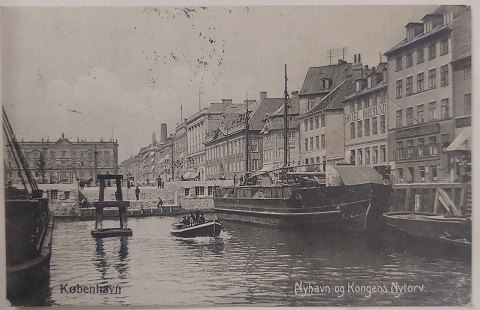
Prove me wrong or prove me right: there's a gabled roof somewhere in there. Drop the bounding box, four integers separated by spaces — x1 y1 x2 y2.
299 63 353 96
249 97 284 130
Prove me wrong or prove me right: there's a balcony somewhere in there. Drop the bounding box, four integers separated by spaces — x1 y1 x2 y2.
394 143 441 161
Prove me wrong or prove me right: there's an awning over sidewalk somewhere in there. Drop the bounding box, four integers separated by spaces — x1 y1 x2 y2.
445 128 471 152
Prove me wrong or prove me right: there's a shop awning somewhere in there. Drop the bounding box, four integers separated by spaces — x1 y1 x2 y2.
326 165 383 186
445 128 471 152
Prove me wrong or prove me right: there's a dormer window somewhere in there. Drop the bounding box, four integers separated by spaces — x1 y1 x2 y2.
444 11 453 25
356 80 362 92
368 76 374 89
322 78 332 89
424 20 432 33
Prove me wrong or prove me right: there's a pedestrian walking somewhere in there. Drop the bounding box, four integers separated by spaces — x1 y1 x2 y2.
135 185 140 200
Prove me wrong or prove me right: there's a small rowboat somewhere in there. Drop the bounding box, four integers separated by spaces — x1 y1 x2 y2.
171 220 223 238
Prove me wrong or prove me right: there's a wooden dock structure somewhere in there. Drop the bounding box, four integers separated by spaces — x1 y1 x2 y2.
91 174 133 238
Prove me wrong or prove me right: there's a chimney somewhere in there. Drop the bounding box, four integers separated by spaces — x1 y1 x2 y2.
260 91 267 102
358 54 361 62
160 123 167 143
354 54 357 62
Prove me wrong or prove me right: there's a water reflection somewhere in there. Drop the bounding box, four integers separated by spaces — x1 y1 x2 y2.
94 236 130 280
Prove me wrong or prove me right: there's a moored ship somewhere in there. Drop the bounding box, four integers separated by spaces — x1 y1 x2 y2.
214 165 391 231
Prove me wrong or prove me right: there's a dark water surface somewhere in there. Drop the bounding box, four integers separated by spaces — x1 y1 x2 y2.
49 216 471 306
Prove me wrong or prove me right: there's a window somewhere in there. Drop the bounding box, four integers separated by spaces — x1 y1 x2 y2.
429 136 438 155
357 121 363 137
419 167 426 182
396 80 403 98
428 101 437 121
372 146 378 164
315 116 319 129
289 132 296 140
305 138 308 151
406 76 413 95
406 107 414 126
431 165 438 181
440 38 448 55
308 98 315 110
397 168 404 183
406 139 414 157
428 69 436 89
51 190 58 200
357 100 363 111
64 191 70 200
310 137 314 150
380 145 386 162
428 43 436 59
252 159 259 171
396 110 403 127
315 135 320 149
372 117 378 135
464 66 471 80
321 134 326 148
408 167 415 182
396 56 402 71
195 186 205 196
208 186 214 196
418 138 425 156
441 98 449 119
321 114 325 127
364 119 370 136
380 115 386 134
304 120 308 131
365 148 371 165
364 98 369 108
380 91 386 103
417 47 424 63
441 134 450 148
406 50 413 67
440 65 449 86
464 94 472 115
417 72 424 92
251 139 259 152
350 123 356 139
357 149 363 165
309 118 314 131
417 104 425 123
61 151 67 158
315 157 320 163
305 158 309 165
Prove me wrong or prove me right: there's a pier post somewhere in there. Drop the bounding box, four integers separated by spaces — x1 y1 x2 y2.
433 188 440 214
404 188 411 212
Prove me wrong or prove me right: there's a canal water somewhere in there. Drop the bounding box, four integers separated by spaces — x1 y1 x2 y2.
49 216 471 307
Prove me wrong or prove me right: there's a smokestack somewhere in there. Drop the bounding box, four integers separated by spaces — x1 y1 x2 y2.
260 92 267 102
160 123 167 143
358 54 362 62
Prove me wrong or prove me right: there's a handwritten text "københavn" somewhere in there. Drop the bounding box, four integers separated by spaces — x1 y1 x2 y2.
294 281 425 298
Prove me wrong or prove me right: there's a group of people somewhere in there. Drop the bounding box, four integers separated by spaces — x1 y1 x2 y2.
180 210 206 225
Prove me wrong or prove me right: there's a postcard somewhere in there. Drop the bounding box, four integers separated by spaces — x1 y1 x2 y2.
1 2 473 308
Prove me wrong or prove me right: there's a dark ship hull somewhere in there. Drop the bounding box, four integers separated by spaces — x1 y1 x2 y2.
6 197 54 306
383 211 471 248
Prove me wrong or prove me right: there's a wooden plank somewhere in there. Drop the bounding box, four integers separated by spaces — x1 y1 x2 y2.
438 188 461 216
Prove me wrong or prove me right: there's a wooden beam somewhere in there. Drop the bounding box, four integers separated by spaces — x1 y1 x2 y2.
437 188 461 216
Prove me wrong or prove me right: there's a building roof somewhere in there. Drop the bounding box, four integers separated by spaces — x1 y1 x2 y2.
299 62 353 96
450 7 471 62
385 5 469 56
249 97 284 130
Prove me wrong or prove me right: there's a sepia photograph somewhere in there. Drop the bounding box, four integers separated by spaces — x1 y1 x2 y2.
1 2 473 307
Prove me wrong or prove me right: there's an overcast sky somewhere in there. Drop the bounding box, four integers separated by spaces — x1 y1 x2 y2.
1 5 437 161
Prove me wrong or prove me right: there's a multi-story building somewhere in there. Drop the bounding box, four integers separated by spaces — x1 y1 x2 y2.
384 5 469 183
185 101 232 181
261 91 301 170
6 134 119 184
173 121 187 180
205 92 283 180
298 60 357 168
446 7 471 182
343 61 389 168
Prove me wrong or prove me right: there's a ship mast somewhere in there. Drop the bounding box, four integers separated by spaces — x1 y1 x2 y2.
283 64 290 168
